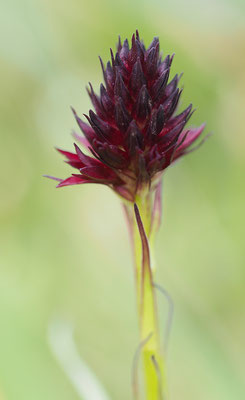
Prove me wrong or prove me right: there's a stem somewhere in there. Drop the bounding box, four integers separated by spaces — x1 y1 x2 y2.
125 191 165 400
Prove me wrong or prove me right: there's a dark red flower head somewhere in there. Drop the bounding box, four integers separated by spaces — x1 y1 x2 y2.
49 31 205 202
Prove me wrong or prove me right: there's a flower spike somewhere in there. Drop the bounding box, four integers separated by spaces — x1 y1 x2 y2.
45 31 208 400
47 31 206 201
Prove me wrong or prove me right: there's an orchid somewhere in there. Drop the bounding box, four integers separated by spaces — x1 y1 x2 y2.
46 31 206 399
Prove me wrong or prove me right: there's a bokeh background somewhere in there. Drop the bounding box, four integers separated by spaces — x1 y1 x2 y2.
0 0 245 399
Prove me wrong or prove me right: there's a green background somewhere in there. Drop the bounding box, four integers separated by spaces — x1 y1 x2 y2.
0 0 245 399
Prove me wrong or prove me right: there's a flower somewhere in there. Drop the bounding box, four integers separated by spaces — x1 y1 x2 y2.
48 31 205 202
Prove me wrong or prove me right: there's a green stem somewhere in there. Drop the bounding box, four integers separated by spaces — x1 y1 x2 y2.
125 193 165 399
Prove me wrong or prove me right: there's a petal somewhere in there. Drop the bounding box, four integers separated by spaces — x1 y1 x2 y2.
93 141 129 169
115 98 132 133
148 105 165 138
176 123 206 154
73 131 91 150
134 85 152 122
88 110 123 145
87 82 105 118
56 175 92 188
114 68 131 106
56 148 80 161
162 88 182 119
144 43 159 77
150 180 162 234
158 120 186 152
56 148 84 169
100 83 114 117
71 107 96 144
114 186 135 201
74 143 102 167
129 58 146 94
80 166 118 182
151 68 170 101
159 104 192 137
125 120 144 153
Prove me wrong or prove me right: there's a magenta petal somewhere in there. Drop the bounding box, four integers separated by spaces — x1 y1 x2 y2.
150 180 162 234
158 120 186 152
71 107 96 144
80 166 117 181
176 123 206 154
57 148 84 169
65 160 84 169
56 175 91 188
74 143 103 168
73 131 91 149
114 186 135 201
47 33 206 198
56 148 80 161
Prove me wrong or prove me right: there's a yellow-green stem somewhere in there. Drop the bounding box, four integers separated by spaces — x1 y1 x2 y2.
127 195 165 399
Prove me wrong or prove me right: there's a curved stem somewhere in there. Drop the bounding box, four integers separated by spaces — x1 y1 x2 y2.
125 191 166 400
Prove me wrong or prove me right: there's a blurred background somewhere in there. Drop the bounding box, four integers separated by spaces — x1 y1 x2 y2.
0 0 245 399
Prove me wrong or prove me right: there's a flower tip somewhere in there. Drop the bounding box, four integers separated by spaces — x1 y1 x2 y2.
72 130 83 144
110 48 115 65
56 181 66 188
117 34 122 47
199 122 207 131
131 32 136 45
98 55 105 70
83 113 90 124
89 109 96 119
178 72 184 81
51 32 207 196
70 106 76 116
169 53 175 66
186 105 196 121
43 174 62 182
55 147 66 156
73 142 79 151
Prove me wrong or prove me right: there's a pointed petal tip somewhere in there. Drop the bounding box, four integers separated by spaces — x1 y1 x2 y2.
70 106 76 115
194 122 206 132
83 113 91 124
55 175 90 188
43 175 62 182
71 128 79 136
55 147 69 155
110 48 115 64
86 82 93 94
88 109 97 120
73 142 80 152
